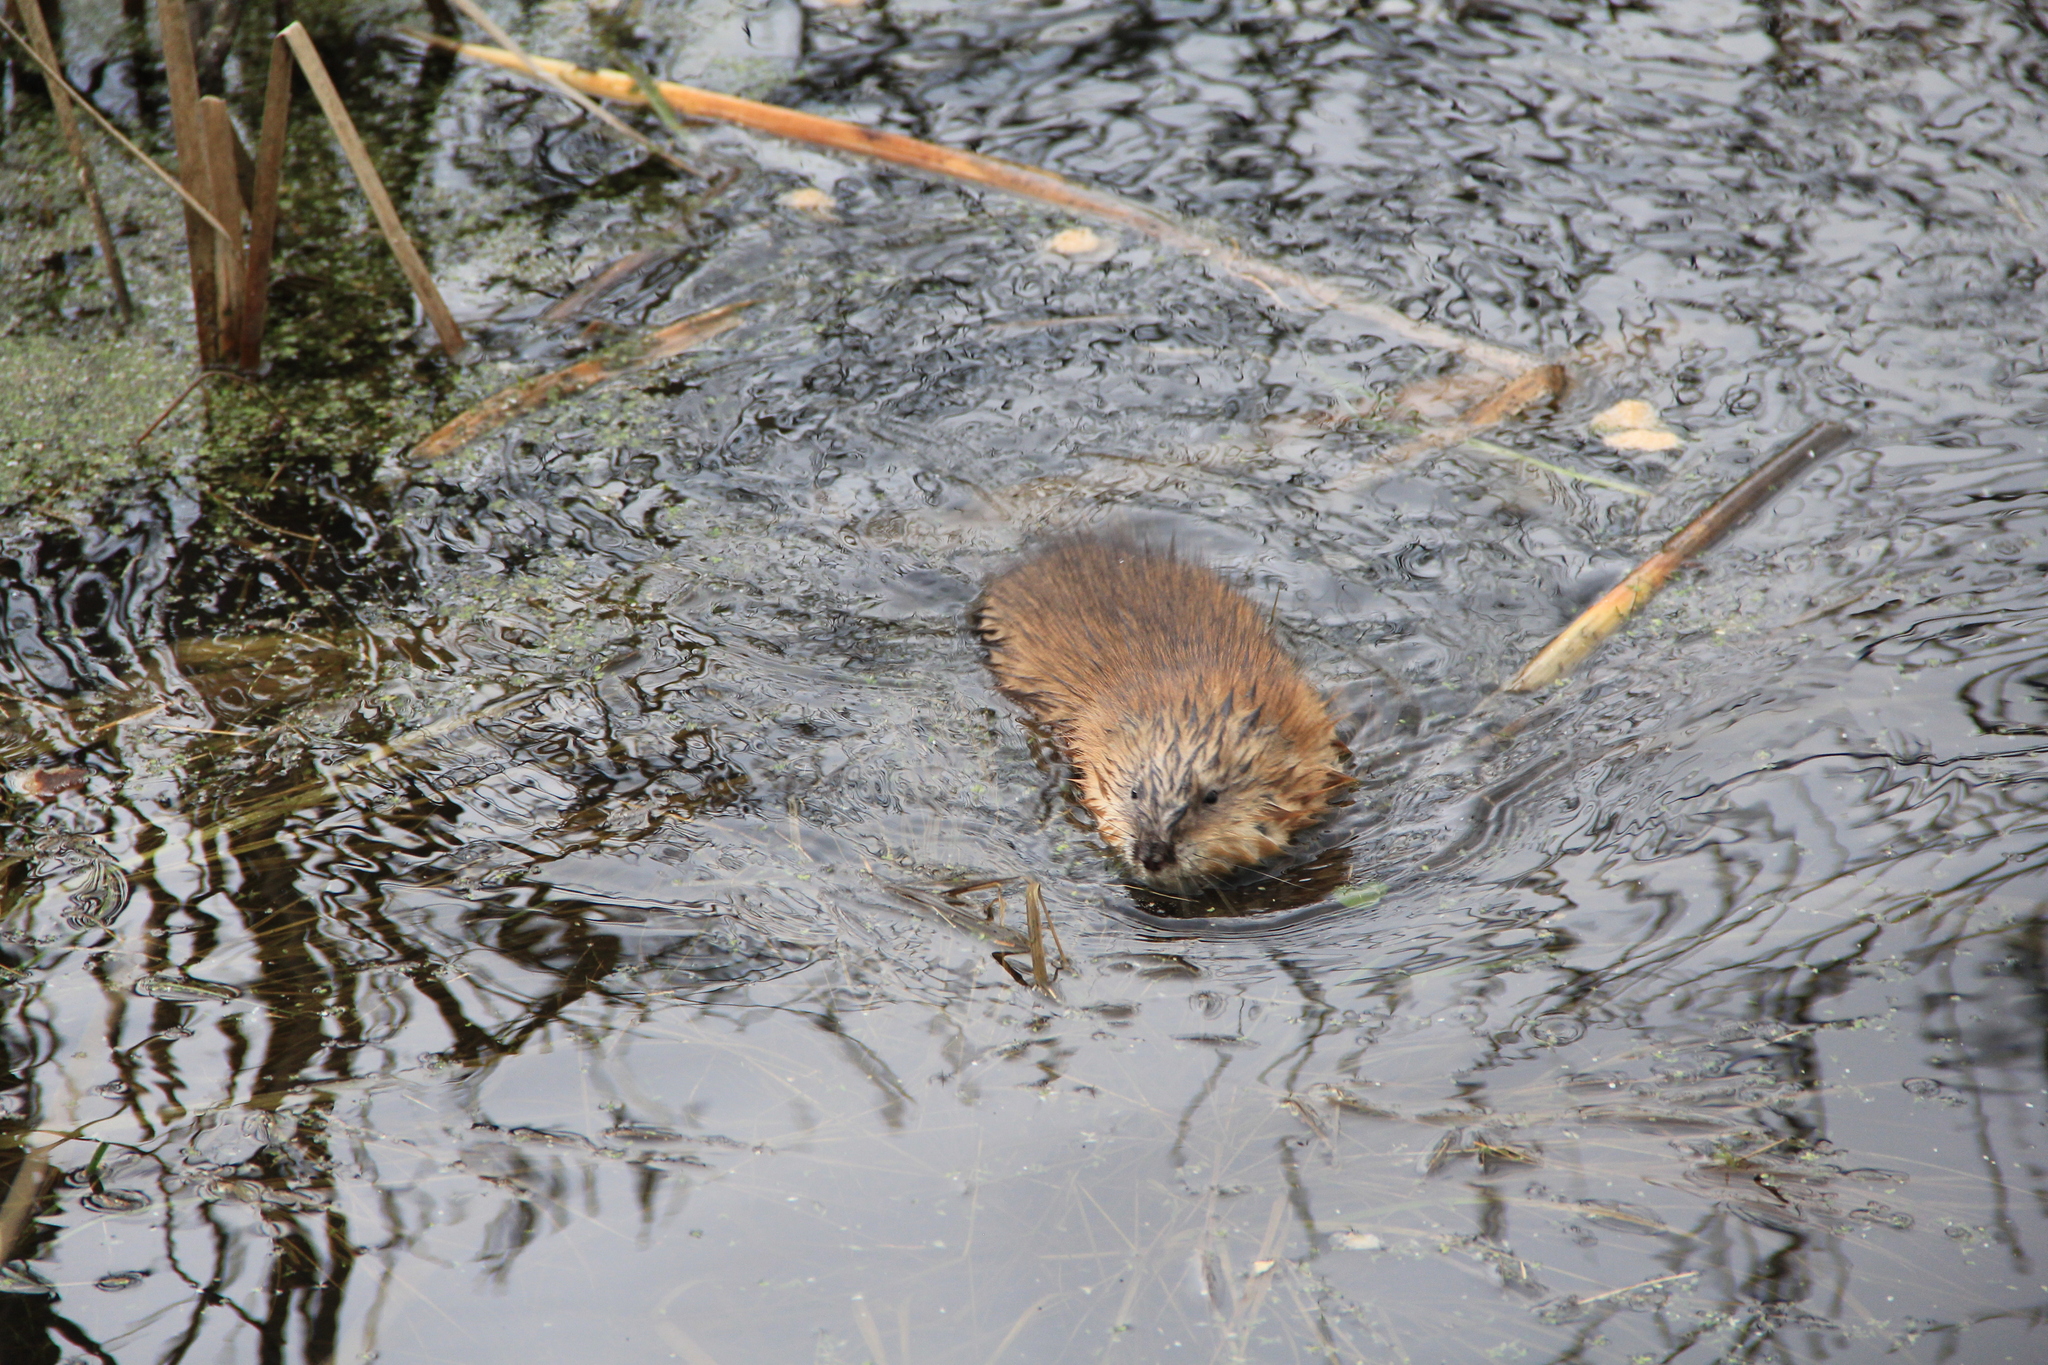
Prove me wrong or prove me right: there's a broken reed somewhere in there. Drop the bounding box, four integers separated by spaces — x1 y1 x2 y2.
151 2 462 370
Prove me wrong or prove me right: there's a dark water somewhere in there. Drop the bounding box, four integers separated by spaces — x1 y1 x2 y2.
3 1 2046 1361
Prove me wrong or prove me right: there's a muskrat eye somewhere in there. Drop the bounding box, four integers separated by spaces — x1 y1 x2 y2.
1202 789 1221 805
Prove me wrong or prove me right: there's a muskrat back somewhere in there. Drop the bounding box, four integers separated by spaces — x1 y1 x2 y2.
976 538 1347 890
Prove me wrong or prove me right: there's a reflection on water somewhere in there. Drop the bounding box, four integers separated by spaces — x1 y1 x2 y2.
4 0 2048 1361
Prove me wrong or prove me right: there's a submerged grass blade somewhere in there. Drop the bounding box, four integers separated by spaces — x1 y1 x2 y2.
1458 438 1651 498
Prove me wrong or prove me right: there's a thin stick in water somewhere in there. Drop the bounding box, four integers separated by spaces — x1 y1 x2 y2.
411 301 751 461
1502 421 1856 692
406 33 1540 377
1024 879 1051 994
279 22 466 358
14 0 130 320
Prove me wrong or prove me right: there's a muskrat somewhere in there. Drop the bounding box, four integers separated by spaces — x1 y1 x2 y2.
975 537 1349 891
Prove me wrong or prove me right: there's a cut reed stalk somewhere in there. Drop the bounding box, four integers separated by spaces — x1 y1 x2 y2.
200 96 248 359
0 13 231 239
157 0 223 364
1023 880 1050 993
240 36 295 373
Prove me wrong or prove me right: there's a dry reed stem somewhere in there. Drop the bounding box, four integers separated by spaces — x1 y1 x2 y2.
241 37 295 373
1503 421 1855 691
279 23 466 357
200 96 248 359
411 300 751 461
14 0 130 320
416 35 1541 377
0 13 231 242
156 0 223 364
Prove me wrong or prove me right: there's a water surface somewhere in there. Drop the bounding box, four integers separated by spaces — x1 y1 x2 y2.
2 2 2045 1361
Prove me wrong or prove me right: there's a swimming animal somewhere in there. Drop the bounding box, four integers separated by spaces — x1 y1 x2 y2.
976 537 1348 890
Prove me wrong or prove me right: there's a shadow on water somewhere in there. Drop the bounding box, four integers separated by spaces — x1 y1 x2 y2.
3 1 2048 1362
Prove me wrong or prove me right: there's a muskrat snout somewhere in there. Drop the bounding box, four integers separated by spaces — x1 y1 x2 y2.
1133 837 1176 874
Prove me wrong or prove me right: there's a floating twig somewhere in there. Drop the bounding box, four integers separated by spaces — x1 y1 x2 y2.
411 300 753 461
406 33 1540 377
1503 421 1856 691
13 0 130 321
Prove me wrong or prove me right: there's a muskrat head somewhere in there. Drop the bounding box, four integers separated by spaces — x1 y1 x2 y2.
1073 697 1348 892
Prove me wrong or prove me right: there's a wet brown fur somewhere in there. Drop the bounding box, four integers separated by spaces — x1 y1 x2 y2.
976 538 1348 890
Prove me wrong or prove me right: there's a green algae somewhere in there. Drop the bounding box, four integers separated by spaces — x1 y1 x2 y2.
0 331 195 502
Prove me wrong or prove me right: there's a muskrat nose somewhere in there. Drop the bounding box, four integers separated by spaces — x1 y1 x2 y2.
1134 838 1176 872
